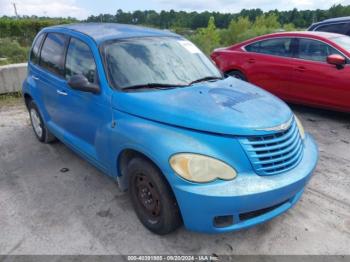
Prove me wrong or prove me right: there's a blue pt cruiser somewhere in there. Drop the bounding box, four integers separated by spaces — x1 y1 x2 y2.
22 23 318 234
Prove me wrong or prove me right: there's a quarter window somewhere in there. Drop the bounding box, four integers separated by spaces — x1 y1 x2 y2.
30 33 45 65
65 38 97 84
297 38 342 62
40 33 68 76
245 38 294 57
245 41 260 53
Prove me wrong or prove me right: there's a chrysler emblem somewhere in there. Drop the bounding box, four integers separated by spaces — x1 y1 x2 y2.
256 117 293 132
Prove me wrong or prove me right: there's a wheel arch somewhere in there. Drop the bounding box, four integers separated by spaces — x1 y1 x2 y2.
225 68 245 76
23 93 33 110
225 68 248 81
116 148 170 192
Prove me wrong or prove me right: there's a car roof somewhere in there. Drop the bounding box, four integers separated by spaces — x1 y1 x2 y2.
315 16 350 24
309 16 350 29
227 31 347 50
249 31 345 41
46 23 179 44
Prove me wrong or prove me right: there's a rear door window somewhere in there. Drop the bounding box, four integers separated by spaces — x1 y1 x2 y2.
65 38 97 84
30 33 45 65
297 38 342 62
245 38 294 57
40 33 68 77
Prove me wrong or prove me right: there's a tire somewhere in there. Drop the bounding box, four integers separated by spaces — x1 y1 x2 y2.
127 157 182 235
227 70 247 81
28 101 56 143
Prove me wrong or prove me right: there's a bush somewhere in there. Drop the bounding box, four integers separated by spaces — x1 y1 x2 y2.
189 16 221 55
221 14 283 46
0 17 76 46
0 38 29 65
0 17 76 65
220 17 252 46
190 14 296 54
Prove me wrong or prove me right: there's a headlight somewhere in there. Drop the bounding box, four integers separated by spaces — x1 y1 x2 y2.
169 153 237 183
295 115 305 140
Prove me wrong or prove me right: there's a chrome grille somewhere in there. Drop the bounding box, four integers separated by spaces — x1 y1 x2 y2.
240 120 304 176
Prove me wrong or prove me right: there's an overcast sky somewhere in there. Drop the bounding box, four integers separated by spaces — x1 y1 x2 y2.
0 0 349 19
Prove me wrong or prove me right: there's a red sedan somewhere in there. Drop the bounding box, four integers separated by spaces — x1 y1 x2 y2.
211 32 350 112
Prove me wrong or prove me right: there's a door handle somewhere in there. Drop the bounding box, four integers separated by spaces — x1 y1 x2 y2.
32 76 39 80
248 58 256 64
295 66 306 72
56 90 68 96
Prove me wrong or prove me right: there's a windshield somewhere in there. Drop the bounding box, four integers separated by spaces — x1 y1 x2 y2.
101 37 222 89
332 36 350 52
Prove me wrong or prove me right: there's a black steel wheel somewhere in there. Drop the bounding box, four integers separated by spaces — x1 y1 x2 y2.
127 157 182 235
134 172 161 223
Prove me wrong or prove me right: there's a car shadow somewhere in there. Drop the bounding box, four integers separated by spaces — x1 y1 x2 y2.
288 103 350 122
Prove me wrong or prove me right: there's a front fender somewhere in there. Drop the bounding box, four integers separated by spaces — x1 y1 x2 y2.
109 109 251 190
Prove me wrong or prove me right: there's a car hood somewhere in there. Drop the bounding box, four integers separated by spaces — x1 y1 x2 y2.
111 77 293 136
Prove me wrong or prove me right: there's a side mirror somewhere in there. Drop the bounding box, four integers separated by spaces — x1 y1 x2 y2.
327 54 346 69
67 74 100 94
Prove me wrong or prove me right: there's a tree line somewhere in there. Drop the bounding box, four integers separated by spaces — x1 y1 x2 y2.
86 4 350 29
1 4 350 43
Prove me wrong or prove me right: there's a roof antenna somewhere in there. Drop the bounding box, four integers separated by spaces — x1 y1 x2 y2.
12 2 19 19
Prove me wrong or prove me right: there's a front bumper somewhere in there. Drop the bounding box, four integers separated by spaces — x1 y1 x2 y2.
172 134 318 233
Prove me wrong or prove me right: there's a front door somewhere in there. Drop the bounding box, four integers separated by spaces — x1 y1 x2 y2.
289 38 350 111
59 37 112 167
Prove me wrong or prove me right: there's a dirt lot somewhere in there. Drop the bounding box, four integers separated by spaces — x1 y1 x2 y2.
0 98 349 255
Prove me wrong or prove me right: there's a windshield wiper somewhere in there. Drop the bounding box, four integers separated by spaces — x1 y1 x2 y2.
122 77 223 91
122 83 187 91
189 76 223 85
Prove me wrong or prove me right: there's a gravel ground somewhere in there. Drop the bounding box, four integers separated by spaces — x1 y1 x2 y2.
0 99 349 255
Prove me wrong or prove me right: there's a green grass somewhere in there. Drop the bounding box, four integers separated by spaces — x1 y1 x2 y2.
0 92 23 108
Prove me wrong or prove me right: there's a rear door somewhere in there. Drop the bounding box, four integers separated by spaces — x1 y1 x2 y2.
243 37 297 99
27 33 46 110
289 38 350 111
36 32 69 131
